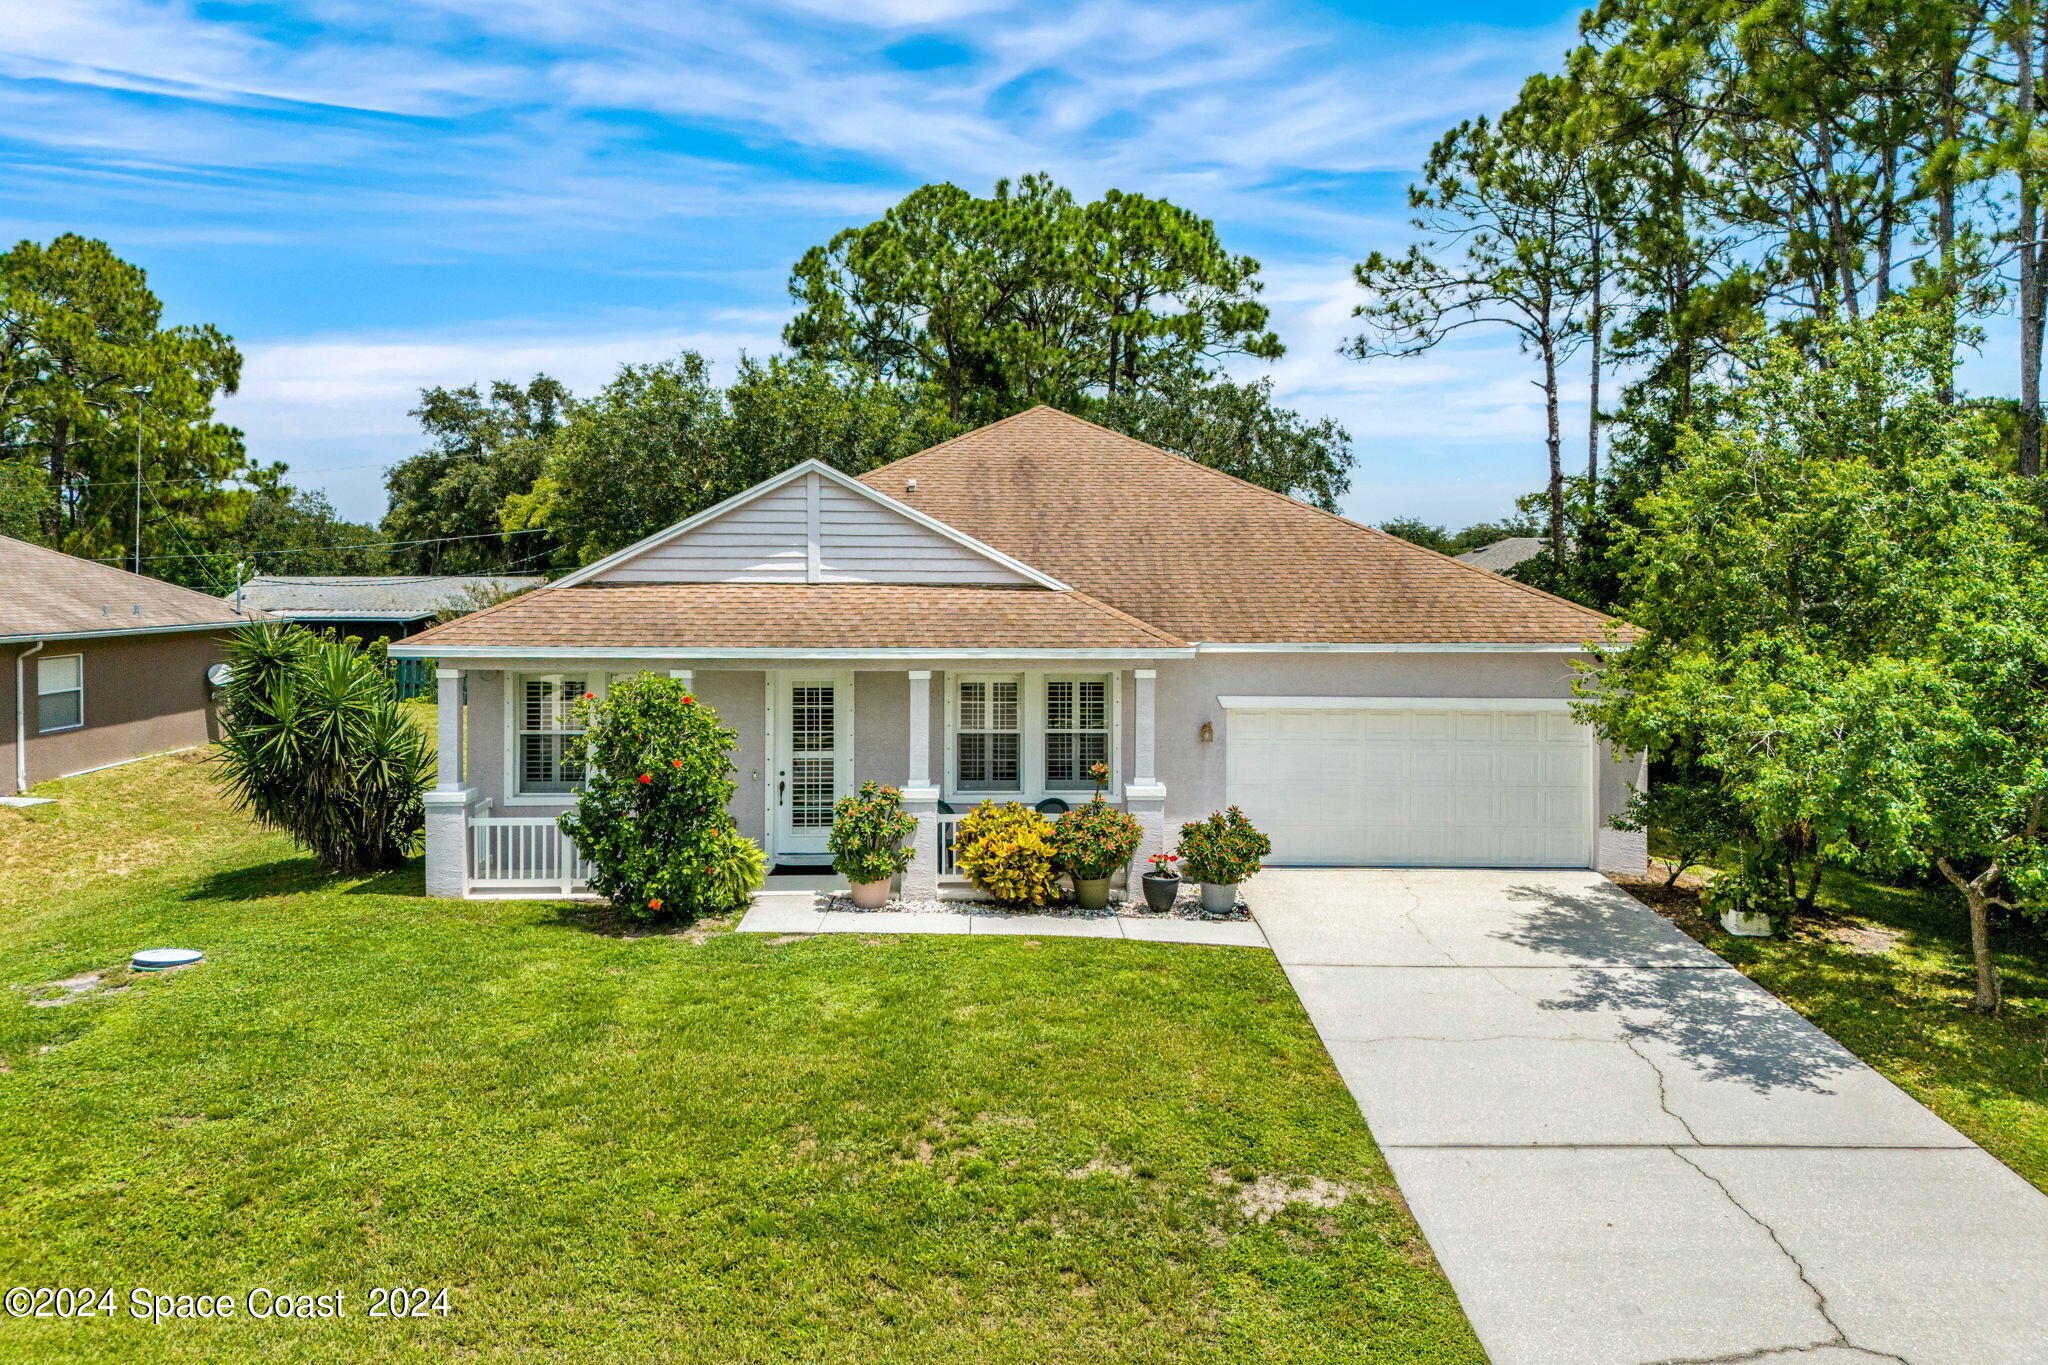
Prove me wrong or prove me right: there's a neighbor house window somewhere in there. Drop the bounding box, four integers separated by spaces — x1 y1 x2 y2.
955 675 1020 791
1044 676 1109 788
37 654 83 733
517 674 592 795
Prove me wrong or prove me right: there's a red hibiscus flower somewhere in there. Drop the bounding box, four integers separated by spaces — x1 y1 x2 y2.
638 773 653 784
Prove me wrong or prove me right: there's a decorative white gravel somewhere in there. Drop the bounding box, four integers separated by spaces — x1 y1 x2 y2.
816 884 1250 922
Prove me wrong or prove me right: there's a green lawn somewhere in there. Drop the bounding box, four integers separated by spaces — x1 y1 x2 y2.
1625 861 2048 1191
0 749 1482 1365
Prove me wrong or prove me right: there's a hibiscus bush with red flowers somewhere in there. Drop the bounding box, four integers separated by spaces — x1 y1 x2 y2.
557 674 764 920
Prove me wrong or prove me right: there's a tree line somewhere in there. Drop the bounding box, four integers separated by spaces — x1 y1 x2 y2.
1350 0 2048 605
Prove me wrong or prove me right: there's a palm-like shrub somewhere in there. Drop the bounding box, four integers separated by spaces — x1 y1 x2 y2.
556 675 764 920
830 781 918 885
952 801 1060 905
213 622 431 874
1051 796 1142 881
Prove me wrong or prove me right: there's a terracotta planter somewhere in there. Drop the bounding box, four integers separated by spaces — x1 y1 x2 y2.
1199 882 1239 915
1140 872 1180 912
849 877 892 910
1073 876 1112 911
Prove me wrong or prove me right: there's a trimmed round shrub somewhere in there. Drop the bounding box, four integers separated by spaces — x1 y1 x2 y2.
830 781 918 885
952 801 1060 906
557 675 764 920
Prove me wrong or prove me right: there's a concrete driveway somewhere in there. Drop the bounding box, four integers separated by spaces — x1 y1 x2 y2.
1249 867 2048 1365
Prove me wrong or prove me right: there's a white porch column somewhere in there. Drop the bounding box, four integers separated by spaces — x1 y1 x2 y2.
901 669 941 898
1123 668 1167 883
423 666 476 898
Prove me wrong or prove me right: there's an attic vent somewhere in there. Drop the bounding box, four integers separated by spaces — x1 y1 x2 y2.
905 477 917 493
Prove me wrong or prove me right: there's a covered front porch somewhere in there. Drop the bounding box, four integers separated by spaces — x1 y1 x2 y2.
417 656 1171 901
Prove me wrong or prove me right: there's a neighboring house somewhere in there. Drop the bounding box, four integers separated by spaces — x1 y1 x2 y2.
391 407 1645 899
2 536 265 795
1455 536 1548 574
227 575 543 643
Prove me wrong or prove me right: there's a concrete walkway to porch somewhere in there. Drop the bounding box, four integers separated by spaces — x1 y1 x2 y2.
738 895 1269 948
1249 866 2048 1365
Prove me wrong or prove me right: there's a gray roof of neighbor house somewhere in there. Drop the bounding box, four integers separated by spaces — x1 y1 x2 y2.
228 575 543 622
1454 537 1548 574
0 535 267 643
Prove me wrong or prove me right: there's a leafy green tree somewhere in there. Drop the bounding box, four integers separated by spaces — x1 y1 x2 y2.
510 356 720 567
1093 370 1351 511
557 675 764 921
786 175 1281 419
224 488 389 579
213 622 431 874
512 354 958 568
1579 304 2043 951
0 458 50 540
381 375 571 573
0 234 248 561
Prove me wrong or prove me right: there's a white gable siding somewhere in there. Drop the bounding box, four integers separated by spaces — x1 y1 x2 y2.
814 479 1027 584
588 471 1032 586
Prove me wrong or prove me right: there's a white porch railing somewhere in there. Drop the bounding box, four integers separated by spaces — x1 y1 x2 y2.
468 802 592 894
936 816 960 877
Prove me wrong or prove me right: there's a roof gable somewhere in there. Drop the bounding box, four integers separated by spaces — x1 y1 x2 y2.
556 461 1062 591
858 407 1616 647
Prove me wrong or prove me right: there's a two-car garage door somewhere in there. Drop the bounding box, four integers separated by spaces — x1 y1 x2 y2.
1224 704 1593 868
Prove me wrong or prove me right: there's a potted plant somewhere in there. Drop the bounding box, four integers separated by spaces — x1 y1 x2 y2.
1051 795 1143 911
1140 852 1181 912
829 781 918 909
1699 865 1780 937
1176 807 1271 914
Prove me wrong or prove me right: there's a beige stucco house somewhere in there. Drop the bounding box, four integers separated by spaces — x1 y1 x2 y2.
391 407 1646 898
2 535 263 795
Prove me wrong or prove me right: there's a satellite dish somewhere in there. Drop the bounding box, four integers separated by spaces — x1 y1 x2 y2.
207 663 233 688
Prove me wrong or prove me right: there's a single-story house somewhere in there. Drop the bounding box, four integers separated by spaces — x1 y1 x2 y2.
391 406 1645 899
3 535 266 795
226 574 543 643
1455 536 1548 573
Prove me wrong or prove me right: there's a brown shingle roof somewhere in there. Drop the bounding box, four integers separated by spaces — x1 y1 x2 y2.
859 407 1617 645
401 583 1187 652
0 535 264 642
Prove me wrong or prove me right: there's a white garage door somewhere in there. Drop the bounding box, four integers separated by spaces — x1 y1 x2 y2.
1225 706 1593 867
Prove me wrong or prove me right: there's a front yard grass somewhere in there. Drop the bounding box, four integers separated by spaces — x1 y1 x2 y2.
0 750 1482 1365
1624 860 2048 1191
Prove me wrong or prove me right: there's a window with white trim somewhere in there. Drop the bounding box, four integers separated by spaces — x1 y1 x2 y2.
516 674 593 795
1043 675 1109 789
954 675 1020 791
37 654 83 733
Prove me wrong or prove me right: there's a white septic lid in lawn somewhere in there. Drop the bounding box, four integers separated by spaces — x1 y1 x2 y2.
132 948 203 971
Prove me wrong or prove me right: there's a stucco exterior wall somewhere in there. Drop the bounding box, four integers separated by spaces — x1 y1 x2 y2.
448 651 1646 874
2 630 229 790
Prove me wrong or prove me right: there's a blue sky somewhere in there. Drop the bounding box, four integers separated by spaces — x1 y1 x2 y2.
5 0 1629 529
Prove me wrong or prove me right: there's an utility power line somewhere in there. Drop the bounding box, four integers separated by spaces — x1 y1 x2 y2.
94 526 553 565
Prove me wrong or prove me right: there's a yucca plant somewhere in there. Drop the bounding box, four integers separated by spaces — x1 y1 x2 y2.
213 622 431 874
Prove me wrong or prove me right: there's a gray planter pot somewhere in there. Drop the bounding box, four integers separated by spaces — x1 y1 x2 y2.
1073 876 1112 911
1140 873 1180 912
1199 882 1239 915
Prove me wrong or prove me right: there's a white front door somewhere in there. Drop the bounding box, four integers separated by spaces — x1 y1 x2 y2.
1226 706 1593 868
772 672 854 859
